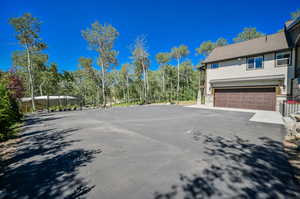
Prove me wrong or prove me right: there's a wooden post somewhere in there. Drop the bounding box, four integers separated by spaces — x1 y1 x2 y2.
47 95 49 112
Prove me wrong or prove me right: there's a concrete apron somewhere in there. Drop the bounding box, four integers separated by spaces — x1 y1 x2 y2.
186 105 284 125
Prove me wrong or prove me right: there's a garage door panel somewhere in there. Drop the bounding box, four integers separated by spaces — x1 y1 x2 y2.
214 87 276 111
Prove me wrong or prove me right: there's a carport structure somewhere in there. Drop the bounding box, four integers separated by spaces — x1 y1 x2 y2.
20 95 79 112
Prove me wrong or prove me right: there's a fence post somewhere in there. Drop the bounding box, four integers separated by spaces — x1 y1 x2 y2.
282 101 286 117
47 95 49 113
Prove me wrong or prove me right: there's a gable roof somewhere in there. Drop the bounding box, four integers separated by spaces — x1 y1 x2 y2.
202 31 290 64
286 16 300 30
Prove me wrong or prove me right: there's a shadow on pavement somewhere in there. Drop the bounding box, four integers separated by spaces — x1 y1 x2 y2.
0 113 101 199
154 135 300 199
19 113 64 134
24 113 63 125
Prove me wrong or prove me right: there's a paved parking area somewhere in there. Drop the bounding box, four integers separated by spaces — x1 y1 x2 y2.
0 105 299 199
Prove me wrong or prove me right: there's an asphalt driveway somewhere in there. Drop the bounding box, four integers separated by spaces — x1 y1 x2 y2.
0 105 299 199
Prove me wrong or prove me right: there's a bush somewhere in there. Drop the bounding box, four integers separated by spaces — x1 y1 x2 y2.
71 105 78 110
56 106 62 111
49 106 56 112
0 83 22 141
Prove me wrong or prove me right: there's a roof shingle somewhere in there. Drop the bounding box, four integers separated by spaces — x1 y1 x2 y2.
202 31 290 64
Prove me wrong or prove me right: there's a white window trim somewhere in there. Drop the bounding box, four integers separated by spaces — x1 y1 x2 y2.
276 51 291 67
246 56 264 70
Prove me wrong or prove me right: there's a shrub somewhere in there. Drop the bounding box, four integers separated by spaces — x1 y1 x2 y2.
0 83 22 141
71 105 76 110
52 106 60 111
72 105 79 110
49 106 56 112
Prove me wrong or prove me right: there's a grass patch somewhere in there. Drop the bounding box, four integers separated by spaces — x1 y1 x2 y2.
112 100 196 107
176 100 197 105
112 102 140 107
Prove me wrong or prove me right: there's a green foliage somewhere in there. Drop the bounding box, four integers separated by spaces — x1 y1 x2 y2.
171 45 189 60
170 45 189 101
156 52 170 64
291 9 300 20
233 27 264 43
82 21 119 106
215 37 228 47
9 13 47 50
71 105 79 110
131 36 150 102
9 12 276 115
196 37 228 57
79 57 100 85
49 105 78 112
7 13 201 112
112 101 139 107
49 106 56 112
0 82 22 141
196 41 216 57
10 13 47 112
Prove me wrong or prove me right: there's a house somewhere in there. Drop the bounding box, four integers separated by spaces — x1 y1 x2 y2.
201 17 300 111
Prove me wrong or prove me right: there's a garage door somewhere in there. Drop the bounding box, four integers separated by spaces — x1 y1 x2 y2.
214 87 276 111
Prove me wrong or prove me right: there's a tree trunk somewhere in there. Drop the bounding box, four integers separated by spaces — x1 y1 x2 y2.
146 68 149 98
186 73 189 100
47 94 49 112
126 74 129 103
25 44 36 112
162 67 165 100
96 85 101 106
142 61 147 103
176 58 180 103
39 84 43 96
197 70 206 104
170 79 173 102
122 86 126 102
201 70 206 104
100 62 106 107
39 79 45 96
59 96 62 107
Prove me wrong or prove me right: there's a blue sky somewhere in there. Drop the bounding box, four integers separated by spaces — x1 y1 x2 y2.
1 0 299 72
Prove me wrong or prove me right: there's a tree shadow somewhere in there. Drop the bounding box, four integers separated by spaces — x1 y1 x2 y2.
0 149 101 199
23 113 63 126
2 128 80 167
154 135 300 199
20 113 64 133
0 115 101 199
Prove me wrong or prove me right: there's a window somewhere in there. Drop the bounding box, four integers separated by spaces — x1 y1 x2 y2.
255 56 263 69
247 58 255 69
211 63 219 69
276 51 291 66
247 56 263 70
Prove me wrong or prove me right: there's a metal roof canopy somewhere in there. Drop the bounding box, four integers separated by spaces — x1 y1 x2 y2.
21 96 77 102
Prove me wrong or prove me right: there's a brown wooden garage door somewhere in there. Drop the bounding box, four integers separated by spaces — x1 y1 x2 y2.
214 87 276 111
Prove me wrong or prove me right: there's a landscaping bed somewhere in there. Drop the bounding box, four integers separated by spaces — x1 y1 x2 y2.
283 138 300 183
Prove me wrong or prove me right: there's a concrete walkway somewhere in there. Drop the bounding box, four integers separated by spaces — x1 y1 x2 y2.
186 104 284 125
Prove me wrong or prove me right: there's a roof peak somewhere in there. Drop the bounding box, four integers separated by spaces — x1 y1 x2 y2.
214 31 283 50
